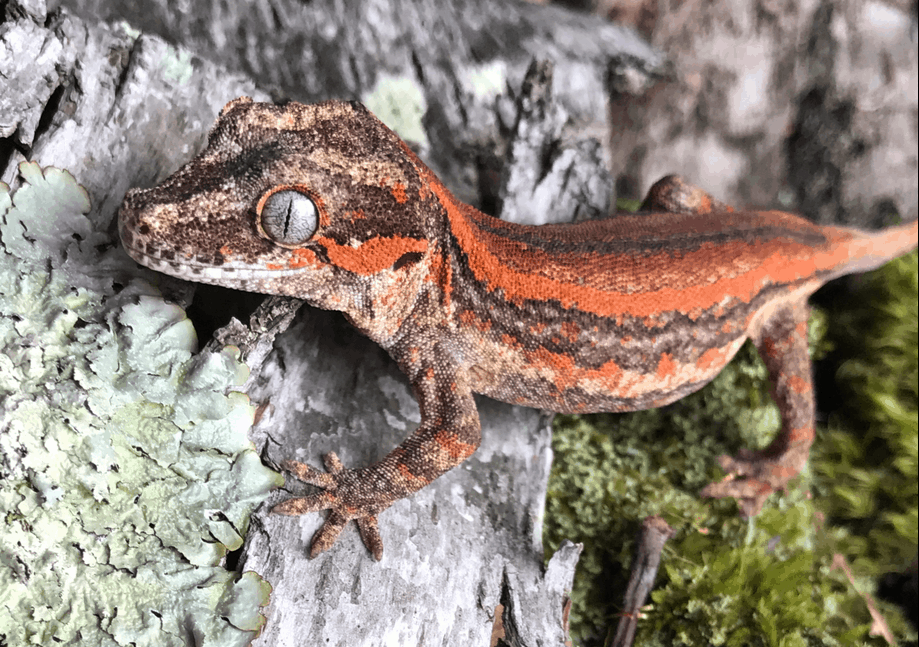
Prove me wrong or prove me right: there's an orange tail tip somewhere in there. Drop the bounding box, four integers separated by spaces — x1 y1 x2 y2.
826 219 918 279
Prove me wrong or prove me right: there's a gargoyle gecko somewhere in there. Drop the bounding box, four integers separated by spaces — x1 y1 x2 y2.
118 97 918 559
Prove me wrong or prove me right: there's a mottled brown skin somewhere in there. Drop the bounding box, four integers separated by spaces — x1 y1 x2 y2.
118 97 919 560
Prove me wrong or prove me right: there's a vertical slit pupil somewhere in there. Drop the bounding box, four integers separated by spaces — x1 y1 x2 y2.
285 198 295 237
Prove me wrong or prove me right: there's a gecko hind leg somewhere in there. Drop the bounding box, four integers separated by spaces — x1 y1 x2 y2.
701 300 816 516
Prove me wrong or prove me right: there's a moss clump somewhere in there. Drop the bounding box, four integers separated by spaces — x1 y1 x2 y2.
811 251 917 591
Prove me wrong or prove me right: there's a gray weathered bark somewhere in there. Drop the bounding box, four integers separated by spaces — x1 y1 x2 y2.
52 0 666 208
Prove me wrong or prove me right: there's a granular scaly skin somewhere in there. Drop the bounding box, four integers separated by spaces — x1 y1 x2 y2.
118 97 919 559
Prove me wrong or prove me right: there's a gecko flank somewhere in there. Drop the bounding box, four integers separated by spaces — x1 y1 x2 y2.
118 97 919 560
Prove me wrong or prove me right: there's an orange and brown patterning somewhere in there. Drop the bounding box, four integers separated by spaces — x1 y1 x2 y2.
118 97 919 560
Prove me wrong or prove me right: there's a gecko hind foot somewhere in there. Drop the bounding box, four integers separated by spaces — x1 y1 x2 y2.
272 452 385 560
700 448 807 517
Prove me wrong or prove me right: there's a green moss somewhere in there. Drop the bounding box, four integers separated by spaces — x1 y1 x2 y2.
0 164 282 646
544 250 918 645
811 251 917 576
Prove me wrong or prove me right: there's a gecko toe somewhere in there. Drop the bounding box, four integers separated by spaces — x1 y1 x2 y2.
700 475 772 517
701 449 804 516
271 492 335 515
280 459 337 488
356 516 383 561
309 510 348 557
322 451 345 473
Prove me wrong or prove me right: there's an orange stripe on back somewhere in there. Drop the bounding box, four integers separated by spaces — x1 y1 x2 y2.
420 170 876 320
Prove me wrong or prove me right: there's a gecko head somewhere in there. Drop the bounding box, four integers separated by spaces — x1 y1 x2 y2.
118 97 440 312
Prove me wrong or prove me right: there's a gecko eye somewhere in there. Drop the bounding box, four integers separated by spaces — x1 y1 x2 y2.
259 190 318 246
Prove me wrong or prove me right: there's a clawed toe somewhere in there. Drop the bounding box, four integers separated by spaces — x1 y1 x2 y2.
279 459 337 489
355 516 383 561
308 510 348 557
700 472 773 517
271 491 335 515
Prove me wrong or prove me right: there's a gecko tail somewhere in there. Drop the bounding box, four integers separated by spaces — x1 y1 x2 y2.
825 218 918 280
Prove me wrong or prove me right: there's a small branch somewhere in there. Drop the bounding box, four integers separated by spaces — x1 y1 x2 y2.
611 515 675 647
205 295 304 388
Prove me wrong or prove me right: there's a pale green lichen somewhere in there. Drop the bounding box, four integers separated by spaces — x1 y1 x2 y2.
362 73 429 149
0 163 282 646
462 60 507 102
158 46 195 86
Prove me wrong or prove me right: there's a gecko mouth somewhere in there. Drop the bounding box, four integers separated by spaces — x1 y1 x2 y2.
124 245 306 285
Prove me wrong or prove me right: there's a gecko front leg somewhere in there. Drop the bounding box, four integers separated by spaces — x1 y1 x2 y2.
273 344 481 560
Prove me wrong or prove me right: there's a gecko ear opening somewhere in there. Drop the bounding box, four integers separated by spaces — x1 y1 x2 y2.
257 188 319 247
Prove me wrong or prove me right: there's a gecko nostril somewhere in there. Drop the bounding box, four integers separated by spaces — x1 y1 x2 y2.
138 223 151 235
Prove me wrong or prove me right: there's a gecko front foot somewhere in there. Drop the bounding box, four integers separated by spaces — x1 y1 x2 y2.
272 452 386 560
700 446 809 517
